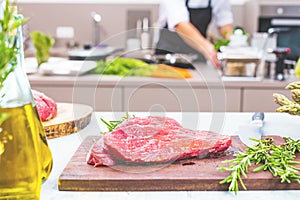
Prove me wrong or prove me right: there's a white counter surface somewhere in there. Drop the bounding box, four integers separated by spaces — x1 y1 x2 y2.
40 112 300 200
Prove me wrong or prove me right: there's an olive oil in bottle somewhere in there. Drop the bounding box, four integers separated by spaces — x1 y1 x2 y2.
0 104 42 200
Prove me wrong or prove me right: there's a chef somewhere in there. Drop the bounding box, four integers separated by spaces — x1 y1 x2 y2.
155 0 234 67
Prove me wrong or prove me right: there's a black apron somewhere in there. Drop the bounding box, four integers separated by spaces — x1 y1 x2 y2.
155 0 212 61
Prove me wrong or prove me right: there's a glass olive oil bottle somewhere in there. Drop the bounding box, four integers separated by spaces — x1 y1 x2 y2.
0 1 53 198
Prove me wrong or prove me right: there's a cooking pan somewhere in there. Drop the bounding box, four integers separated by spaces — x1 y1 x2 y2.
122 50 197 69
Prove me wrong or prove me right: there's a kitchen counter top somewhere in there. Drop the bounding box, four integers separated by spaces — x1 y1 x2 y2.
41 112 300 200
28 62 298 88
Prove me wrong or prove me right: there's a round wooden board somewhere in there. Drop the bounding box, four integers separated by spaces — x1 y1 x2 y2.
42 103 93 139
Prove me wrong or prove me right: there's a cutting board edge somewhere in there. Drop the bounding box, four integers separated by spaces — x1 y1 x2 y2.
58 177 300 191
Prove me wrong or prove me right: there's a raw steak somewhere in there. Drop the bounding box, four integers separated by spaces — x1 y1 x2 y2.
87 116 232 166
32 90 57 121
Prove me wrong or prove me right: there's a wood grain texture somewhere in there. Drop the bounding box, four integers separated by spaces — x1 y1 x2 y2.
58 136 300 191
42 103 93 139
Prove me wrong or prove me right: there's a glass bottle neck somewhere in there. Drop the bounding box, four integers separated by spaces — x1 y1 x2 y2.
0 15 33 108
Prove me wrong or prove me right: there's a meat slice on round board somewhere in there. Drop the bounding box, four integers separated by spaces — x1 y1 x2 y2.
32 89 57 122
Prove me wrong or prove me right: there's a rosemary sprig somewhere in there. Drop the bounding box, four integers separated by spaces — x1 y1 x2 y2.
0 0 28 90
100 112 134 132
218 137 300 193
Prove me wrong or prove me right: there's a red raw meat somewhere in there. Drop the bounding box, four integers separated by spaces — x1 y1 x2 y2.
32 90 57 121
87 116 232 166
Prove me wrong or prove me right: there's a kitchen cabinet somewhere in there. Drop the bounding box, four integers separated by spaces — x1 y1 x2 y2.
32 85 123 111
124 86 190 112
124 86 240 112
242 88 291 112
33 86 74 103
73 86 123 111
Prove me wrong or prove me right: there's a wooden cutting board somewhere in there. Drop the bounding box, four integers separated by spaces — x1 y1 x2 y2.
58 135 300 191
42 103 93 139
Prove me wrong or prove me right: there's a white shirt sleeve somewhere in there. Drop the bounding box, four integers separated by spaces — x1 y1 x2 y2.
211 0 233 27
159 0 190 31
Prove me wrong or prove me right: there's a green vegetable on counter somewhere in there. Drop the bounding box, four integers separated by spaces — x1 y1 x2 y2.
218 137 300 193
90 57 192 79
30 31 54 67
91 57 153 77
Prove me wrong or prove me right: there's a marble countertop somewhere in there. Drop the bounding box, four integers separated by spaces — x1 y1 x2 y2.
41 112 300 200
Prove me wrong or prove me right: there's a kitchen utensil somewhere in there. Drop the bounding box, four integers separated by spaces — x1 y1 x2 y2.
140 17 150 49
91 11 101 46
239 112 264 147
68 46 117 61
271 47 291 81
154 53 197 69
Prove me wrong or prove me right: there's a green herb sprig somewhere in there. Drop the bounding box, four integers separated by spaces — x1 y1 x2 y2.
218 137 300 193
0 0 28 89
100 112 134 132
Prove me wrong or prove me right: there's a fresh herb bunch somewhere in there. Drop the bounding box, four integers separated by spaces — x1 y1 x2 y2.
0 0 27 90
214 38 230 51
218 137 300 193
100 112 134 132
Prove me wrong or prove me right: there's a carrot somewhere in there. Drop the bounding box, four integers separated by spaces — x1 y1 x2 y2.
151 64 192 79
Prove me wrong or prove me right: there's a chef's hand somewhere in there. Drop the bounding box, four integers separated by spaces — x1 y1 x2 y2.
200 39 222 68
174 22 222 68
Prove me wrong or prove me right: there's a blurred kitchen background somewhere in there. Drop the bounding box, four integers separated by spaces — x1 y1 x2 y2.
16 0 298 51
14 0 300 112
18 0 300 74
20 0 242 49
